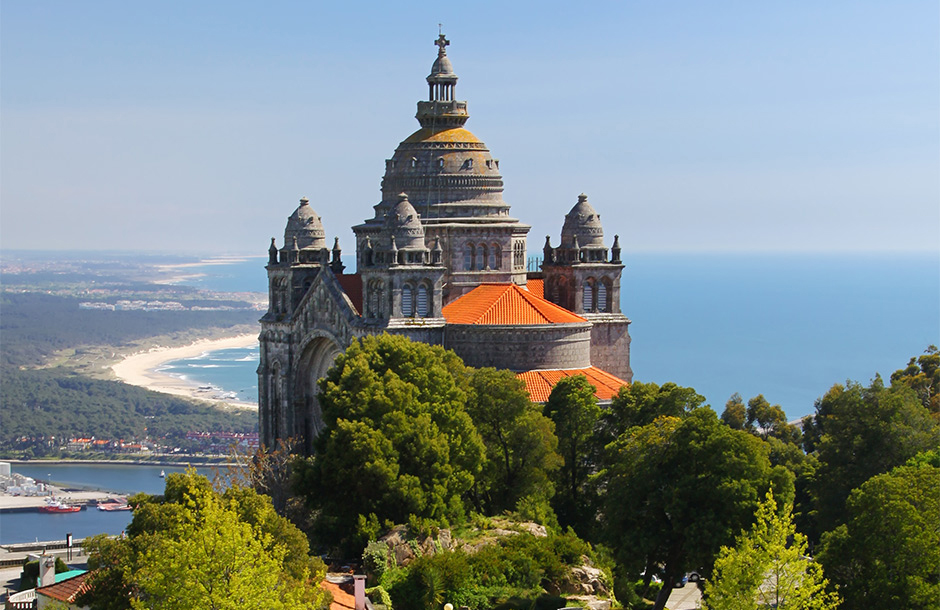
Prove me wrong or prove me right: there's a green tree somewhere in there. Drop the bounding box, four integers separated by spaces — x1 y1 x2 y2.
745 394 800 445
606 380 706 437
465 367 561 516
77 470 327 610
721 393 746 430
299 334 484 552
818 463 939 610
543 375 601 536
703 491 841 610
601 408 792 610
890 345 940 413
804 376 938 538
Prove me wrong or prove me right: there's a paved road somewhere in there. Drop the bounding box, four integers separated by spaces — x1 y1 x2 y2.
666 582 703 609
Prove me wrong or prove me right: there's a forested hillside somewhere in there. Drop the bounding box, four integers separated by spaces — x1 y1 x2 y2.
0 367 257 446
0 282 261 455
1 292 258 366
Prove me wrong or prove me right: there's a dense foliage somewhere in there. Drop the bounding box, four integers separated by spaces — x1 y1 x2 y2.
0 366 257 446
704 491 840 610
600 409 791 610
543 376 601 535
383 530 602 610
78 470 329 610
466 368 561 516
801 374 938 539
818 459 939 610
297 335 486 553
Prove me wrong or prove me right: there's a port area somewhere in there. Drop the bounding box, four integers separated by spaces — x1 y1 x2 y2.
0 491 118 513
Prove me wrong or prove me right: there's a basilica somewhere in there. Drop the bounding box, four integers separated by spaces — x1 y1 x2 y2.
259 36 632 452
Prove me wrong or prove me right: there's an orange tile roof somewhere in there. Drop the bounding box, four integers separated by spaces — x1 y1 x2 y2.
321 579 356 610
526 278 544 299
36 571 91 604
443 283 585 325
516 367 629 402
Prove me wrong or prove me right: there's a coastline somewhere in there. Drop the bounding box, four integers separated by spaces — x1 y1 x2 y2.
111 335 259 409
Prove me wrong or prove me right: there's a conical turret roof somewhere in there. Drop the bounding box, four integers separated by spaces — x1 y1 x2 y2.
284 197 326 250
561 193 605 249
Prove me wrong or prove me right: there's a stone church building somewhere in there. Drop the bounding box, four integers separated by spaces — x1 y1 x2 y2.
259 36 632 452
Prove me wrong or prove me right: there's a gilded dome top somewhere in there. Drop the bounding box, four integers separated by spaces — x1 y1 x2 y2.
402 127 482 144
383 193 426 250
561 194 605 249
284 197 326 250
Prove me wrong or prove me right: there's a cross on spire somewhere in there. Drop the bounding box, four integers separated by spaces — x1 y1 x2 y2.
434 33 449 55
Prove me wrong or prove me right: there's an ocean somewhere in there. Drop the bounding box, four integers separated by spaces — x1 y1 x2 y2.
166 252 939 421
157 346 260 404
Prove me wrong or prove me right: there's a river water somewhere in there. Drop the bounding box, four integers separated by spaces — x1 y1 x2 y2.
0 464 216 545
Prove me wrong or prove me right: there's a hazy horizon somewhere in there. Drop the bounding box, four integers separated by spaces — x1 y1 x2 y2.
2 2 938 254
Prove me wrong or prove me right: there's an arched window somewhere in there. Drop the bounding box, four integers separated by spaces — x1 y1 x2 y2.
489 244 500 270
416 284 430 317
477 243 487 270
465 244 475 270
597 281 609 312
410 157 418 169
369 280 385 318
513 242 525 269
401 283 414 317
437 157 444 170
583 280 594 312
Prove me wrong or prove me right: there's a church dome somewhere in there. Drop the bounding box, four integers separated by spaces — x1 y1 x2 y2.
284 197 326 250
561 193 605 249
384 193 426 250
364 35 510 221
429 53 455 78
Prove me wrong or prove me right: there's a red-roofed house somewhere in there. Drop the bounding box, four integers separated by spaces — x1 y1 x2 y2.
320 575 369 610
35 571 91 609
258 37 632 452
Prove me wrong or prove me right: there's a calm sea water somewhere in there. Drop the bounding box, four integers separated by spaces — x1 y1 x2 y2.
168 252 939 421
1 464 215 544
158 346 260 404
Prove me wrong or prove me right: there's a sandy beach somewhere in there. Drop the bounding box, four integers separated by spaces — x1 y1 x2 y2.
112 335 258 409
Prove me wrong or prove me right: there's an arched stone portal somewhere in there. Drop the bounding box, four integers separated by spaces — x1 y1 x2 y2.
294 335 344 454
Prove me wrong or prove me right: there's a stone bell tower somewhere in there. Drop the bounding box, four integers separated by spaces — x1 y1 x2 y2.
542 194 632 380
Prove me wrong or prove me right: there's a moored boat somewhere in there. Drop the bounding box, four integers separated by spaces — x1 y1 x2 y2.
38 498 81 514
97 498 132 511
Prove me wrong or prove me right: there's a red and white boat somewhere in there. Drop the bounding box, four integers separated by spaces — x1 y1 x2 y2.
97 498 132 511
38 498 81 513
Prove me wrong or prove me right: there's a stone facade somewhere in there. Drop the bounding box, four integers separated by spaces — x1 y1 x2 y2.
259 35 632 453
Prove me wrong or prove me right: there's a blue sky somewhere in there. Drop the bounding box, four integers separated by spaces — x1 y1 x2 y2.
2 1 937 254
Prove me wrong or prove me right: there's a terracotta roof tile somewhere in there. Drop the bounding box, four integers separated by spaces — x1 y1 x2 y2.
526 278 544 299
320 579 356 610
36 571 91 603
443 283 585 325
516 367 628 402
